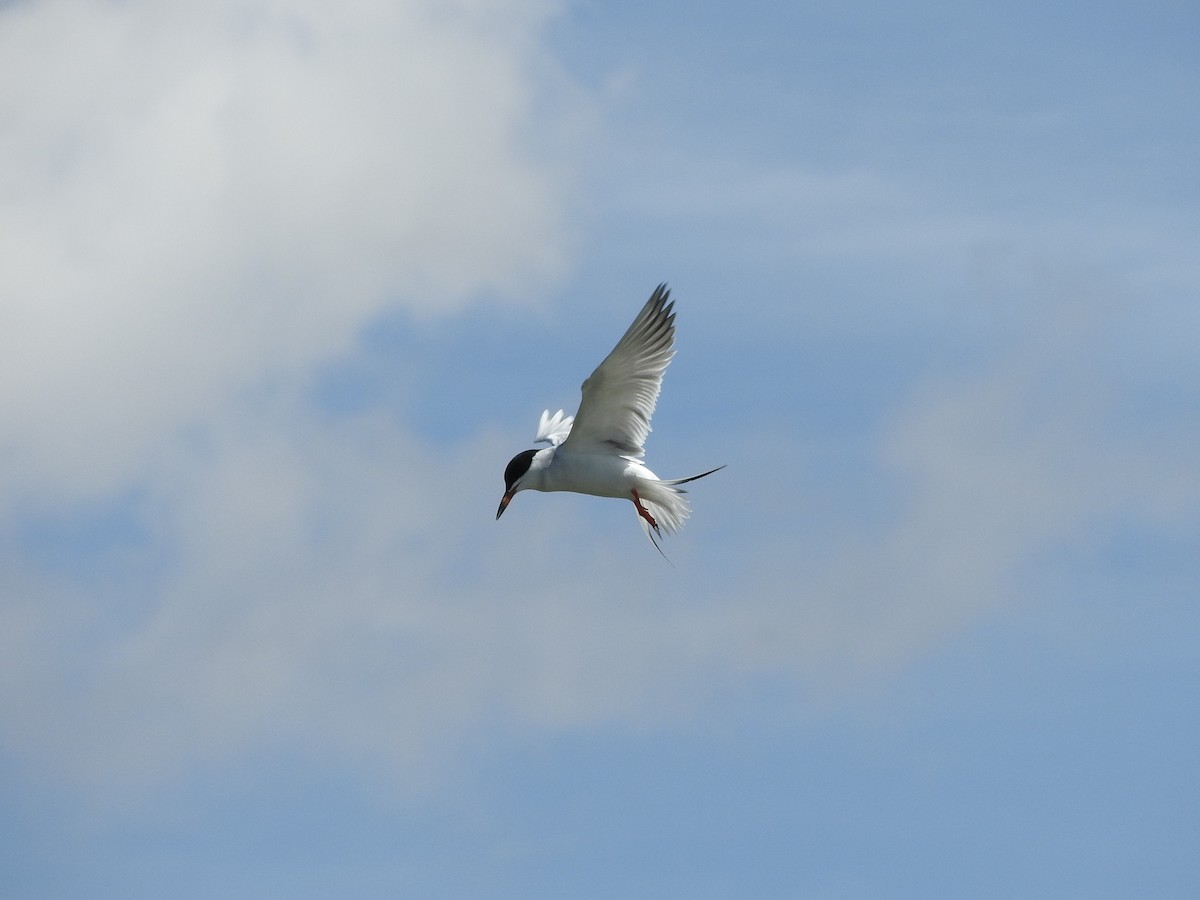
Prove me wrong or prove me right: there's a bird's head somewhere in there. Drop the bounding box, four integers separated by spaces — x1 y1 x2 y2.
496 448 538 520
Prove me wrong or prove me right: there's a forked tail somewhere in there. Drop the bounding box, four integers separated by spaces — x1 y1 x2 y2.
635 465 726 561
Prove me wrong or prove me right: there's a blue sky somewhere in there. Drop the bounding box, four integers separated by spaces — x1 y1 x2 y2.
2 1 1198 897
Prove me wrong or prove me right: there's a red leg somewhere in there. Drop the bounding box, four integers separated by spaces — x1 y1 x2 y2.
631 488 659 531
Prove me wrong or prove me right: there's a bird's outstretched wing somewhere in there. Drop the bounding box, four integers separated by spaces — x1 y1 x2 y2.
561 284 675 457
534 408 574 446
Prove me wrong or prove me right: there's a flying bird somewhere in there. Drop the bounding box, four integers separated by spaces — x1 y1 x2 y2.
496 284 723 555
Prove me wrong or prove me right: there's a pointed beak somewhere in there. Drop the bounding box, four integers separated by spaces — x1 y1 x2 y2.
496 490 515 520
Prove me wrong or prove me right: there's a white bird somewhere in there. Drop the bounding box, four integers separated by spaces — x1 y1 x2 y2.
496 284 723 555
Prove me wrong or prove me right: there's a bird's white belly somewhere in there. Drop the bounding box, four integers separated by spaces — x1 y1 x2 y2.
541 452 651 499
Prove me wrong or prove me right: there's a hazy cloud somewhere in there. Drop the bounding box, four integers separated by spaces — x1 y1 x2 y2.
5 267 1192 799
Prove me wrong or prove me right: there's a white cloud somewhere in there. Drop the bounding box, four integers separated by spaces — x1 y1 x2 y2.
0 0 574 501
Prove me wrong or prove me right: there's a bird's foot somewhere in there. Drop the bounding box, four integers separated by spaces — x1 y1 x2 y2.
631 489 660 533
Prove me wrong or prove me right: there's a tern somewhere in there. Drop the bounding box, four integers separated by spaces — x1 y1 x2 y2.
496 284 723 555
